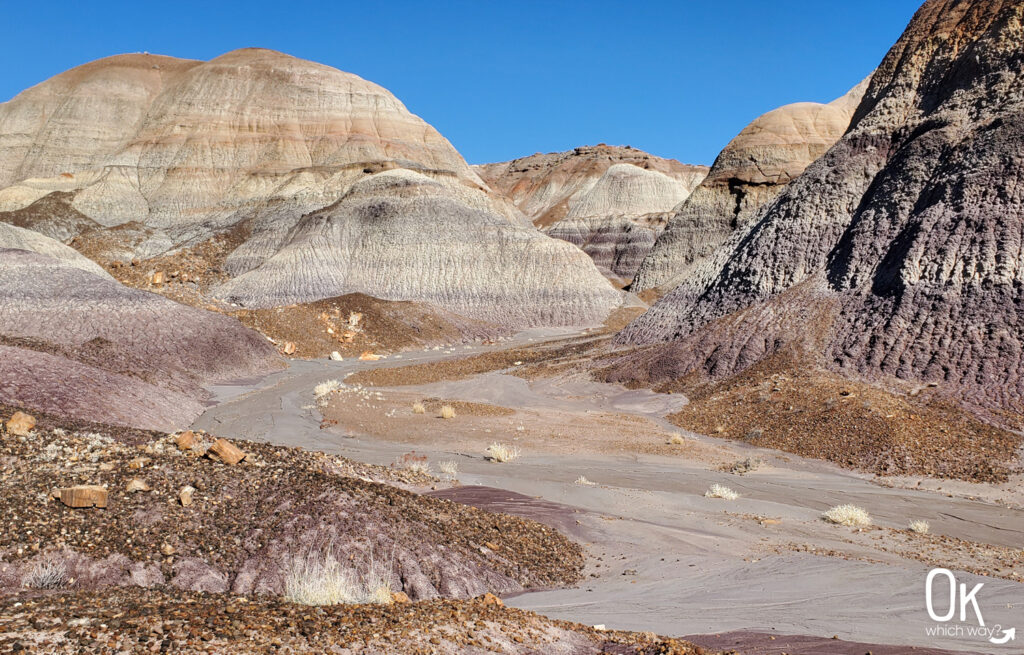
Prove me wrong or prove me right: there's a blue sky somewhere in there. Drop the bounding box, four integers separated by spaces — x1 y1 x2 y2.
0 0 922 165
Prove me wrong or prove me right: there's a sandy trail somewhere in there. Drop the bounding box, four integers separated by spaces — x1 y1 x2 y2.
193 331 1024 654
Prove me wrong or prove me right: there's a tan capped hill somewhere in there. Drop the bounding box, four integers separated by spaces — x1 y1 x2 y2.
476 144 707 282
631 78 869 292
0 49 620 327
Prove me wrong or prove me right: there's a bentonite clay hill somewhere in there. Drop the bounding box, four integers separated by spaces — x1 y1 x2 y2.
0 48 621 328
216 169 622 325
0 241 279 431
476 145 708 282
630 79 868 292
616 0 1024 425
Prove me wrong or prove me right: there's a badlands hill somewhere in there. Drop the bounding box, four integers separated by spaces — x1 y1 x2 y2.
0 49 620 327
631 79 868 292
0 229 279 430
617 0 1024 418
476 145 708 282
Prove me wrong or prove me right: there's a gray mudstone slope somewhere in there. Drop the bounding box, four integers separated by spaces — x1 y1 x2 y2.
619 0 1024 413
476 145 708 282
217 169 622 327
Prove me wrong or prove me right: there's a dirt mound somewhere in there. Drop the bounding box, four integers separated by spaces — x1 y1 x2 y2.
0 412 583 602
0 588 714 654
232 293 505 359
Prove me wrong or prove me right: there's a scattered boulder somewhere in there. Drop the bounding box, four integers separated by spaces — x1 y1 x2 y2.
174 430 197 450
207 438 246 465
5 411 35 436
391 591 411 604
359 351 383 361
329 351 343 361
480 592 504 607
282 342 297 356
126 479 151 493
179 486 196 507
53 485 108 509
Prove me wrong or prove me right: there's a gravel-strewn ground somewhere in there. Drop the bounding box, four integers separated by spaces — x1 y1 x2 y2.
0 588 718 654
0 405 583 601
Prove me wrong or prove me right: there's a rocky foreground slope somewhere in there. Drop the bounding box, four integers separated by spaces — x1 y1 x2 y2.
0 241 279 431
0 409 711 654
617 0 1024 420
476 145 708 282
0 49 621 327
630 80 868 292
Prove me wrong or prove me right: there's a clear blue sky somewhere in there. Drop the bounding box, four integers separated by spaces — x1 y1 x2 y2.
0 0 922 166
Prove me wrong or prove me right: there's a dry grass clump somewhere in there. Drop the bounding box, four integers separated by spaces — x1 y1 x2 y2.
411 402 426 415
438 460 459 478
440 405 456 420
823 504 871 527
23 560 68 590
705 483 739 500
908 519 930 534
574 475 596 486
485 442 520 463
314 380 341 401
284 548 393 606
667 434 686 445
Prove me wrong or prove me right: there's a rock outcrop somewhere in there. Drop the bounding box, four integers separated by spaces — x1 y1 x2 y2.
630 79 869 292
0 247 280 430
618 0 1024 414
0 49 620 326
476 145 707 282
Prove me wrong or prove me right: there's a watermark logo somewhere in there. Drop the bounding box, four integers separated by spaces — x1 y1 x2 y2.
924 568 1015 645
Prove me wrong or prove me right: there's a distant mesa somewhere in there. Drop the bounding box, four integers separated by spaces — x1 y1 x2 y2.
0 48 621 327
476 145 707 285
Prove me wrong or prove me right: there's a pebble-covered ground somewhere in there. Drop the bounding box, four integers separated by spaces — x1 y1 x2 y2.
0 588 718 654
0 403 583 602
